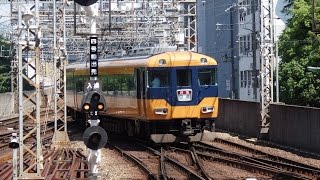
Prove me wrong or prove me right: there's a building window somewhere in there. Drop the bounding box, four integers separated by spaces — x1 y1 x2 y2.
239 2 245 22
245 35 251 55
240 71 244 88
244 70 247 87
240 36 244 53
248 70 252 87
247 0 251 15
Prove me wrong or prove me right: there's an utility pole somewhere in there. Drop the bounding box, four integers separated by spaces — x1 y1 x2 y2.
230 6 236 99
252 0 258 101
259 0 274 139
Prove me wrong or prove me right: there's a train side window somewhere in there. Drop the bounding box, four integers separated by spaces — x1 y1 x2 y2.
177 69 192 87
148 70 169 87
198 68 217 86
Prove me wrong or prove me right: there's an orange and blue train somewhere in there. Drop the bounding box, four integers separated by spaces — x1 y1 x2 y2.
66 51 218 143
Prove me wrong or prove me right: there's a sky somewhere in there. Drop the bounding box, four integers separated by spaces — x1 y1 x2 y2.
0 3 11 38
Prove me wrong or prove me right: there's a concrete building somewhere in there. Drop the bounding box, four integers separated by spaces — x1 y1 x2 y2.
237 0 288 102
197 0 239 99
198 0 288 101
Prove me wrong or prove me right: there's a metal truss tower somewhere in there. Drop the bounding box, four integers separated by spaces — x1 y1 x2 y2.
10 1 18 114
52 0 70 145
72 0 197 55
180 0 197 51
16 1 43 178
259 0 274 137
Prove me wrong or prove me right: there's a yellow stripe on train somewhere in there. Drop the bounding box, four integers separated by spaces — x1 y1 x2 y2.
100 96 218 120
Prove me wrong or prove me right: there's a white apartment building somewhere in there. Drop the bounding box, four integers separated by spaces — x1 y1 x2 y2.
237 0 288 102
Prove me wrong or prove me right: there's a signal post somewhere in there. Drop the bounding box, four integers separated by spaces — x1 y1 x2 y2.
80 37 108 180
74 0 108 179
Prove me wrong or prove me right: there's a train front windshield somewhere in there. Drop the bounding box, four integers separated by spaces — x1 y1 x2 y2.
198 68 217 86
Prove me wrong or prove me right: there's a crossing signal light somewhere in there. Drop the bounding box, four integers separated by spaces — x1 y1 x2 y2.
81 91 106 112
83 126 108 150
74 0 98 6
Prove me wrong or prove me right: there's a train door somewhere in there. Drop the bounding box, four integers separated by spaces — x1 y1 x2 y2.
135 68 147 118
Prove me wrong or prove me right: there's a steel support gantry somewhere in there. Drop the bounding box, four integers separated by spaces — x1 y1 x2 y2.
259 0 274 138
72 0 197 54
51 0 70 146
16 1 44 178
179 0 197 51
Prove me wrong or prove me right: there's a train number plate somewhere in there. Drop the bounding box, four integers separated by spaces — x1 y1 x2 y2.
177 89 192 102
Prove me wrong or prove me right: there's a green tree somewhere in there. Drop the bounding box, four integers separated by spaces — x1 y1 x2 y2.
278 0 320 107
0 36 12 93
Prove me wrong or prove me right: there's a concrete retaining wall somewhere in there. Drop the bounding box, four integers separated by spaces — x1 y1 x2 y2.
270 104 320 152
217 99 260 137
0 91 49 119
218 98 320 153
0 92 15 118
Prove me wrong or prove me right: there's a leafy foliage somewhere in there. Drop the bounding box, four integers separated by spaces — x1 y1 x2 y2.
278 0 320 107
0 36 12 93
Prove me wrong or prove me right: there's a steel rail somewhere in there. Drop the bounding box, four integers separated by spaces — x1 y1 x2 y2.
191 146 212 180
203 139 320 178
138 143 205 180
213 138 320 172
194 143 311 179
196 151 307 180
111 143 157 180
159 147 168 180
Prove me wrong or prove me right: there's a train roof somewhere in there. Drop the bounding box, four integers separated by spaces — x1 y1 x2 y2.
67 51 217 75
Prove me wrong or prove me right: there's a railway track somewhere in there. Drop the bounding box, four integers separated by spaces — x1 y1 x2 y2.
110 140 206 180
109 138 320 180
109 139 263 179
0 124 90 179
0 110 59 148
203 138 320 179
0 146 89 180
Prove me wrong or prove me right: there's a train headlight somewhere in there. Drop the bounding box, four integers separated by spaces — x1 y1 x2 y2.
159 59 166 65
154 108 168 115
200 58 208 64
201 106 214 113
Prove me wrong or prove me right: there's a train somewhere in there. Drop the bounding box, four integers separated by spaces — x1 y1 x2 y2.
66 51 219 143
